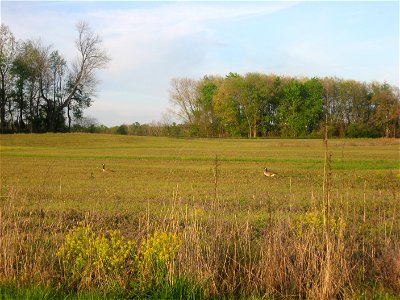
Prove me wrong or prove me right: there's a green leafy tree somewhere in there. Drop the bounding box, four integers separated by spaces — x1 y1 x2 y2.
321 77 341 135
370 82 399 138
277 78 323 137
258 74 281 136
277 79 303 136
242 73 279 137
243 73 270 137
213 74 245 137
196 75 221 136
302 77 324 133
116 124 128 135
11 40 46 132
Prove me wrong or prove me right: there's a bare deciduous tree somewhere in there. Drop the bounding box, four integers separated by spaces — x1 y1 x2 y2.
169 77 200 125
40 21 110 131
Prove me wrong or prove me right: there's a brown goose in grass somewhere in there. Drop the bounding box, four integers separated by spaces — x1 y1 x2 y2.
264 167 277 177
102 163 116 172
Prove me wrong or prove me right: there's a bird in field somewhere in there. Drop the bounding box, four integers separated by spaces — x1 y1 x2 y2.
264 167 277 177
101 163 116 172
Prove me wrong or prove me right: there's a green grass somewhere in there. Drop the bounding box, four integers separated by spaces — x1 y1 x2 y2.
0 134 399 299
0 283 124 299
1 134 397 213
0 134 398 231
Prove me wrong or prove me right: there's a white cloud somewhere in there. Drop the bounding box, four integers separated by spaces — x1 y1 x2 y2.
86 2 298 74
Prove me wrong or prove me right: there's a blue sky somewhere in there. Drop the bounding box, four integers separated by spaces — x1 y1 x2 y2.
1 1 399 126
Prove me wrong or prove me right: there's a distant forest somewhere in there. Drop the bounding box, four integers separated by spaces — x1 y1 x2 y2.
1 24 399 138
167 74 399 138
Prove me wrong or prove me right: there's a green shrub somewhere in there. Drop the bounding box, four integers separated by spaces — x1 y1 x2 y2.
116 124 129 135
346 123 383 138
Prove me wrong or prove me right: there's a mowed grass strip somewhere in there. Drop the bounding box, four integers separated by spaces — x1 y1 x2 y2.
1 152 397 170
1 134 398 170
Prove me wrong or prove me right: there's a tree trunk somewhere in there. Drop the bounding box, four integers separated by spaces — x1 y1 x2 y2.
0 103 5 133
19 105 23 131
35 97 41 130
29 83 34 133
385 123 389 138
67 104 72 132
247 118 252 138
46 102 56 132
48 119 55 132
7 98 14 131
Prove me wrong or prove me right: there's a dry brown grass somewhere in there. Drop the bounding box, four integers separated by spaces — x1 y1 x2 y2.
0 189 399 298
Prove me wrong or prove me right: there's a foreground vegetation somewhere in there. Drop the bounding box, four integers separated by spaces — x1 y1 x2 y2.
0 134 399 299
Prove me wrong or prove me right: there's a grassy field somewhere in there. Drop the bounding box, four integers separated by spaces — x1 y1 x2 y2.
0 134 399 299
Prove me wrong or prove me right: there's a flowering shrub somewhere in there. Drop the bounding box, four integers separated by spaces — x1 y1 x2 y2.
138 230 181 288
56 224 182 295
140 230 181 267
56 223 136 290
295 211 345 237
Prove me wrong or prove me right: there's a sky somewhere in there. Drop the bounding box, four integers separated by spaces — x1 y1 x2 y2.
1 1 399 126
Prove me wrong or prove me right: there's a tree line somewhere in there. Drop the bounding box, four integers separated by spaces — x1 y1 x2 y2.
72 119 184 137
169 73 399 138
71 73 400 139
0 22 109 133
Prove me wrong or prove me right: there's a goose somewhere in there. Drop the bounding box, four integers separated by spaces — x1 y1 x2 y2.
264 167 277 177
102 163 116 172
